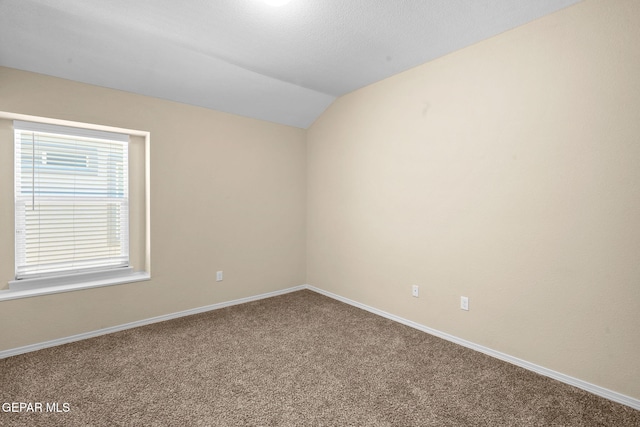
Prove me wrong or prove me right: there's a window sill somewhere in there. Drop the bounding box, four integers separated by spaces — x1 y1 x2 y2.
1 271 150 302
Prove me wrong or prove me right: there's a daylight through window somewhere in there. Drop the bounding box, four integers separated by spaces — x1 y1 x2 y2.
14 121 130 279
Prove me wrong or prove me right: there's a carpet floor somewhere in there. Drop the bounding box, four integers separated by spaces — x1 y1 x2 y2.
1 289 638 426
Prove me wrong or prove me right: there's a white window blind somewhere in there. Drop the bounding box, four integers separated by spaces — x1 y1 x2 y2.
14 120 130 280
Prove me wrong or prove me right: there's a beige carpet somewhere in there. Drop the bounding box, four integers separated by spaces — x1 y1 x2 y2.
1 290 638 426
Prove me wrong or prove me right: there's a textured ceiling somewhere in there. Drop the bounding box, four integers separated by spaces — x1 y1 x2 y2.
0 0 581 128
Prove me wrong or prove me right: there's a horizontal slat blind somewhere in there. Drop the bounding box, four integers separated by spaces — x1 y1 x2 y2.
14 121 129 279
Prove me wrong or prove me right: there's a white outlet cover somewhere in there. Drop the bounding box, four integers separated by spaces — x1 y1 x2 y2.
461 296 469 310
412 285 419 297
216 271 223 282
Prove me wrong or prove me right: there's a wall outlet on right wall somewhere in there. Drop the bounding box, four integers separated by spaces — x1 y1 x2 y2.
460 296 469 311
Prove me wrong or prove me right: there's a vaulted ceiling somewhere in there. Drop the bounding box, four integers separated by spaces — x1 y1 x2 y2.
0 0 580 128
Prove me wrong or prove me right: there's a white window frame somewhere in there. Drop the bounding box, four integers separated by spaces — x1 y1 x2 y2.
13 121 131 279
0 112 150 301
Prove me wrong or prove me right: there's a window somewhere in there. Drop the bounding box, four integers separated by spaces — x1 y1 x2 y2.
13 121 130 281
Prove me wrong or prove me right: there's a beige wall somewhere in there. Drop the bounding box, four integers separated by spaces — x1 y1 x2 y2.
0 66 307 349
1 0 638 403
307 0 640 400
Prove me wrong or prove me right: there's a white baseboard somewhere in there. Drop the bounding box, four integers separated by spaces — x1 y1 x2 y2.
0 285 306 359
2 283 638 411
305 285 640 411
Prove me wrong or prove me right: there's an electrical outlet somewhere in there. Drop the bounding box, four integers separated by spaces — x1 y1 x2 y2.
412 285 419 298
460 296 469 311
216 271 223 282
